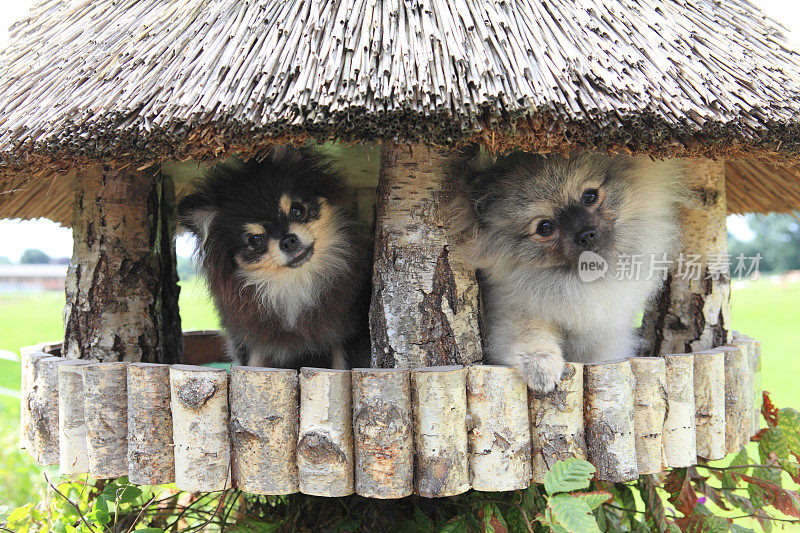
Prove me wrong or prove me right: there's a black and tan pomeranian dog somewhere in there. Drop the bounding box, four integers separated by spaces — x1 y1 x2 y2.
178 147 370 369
453 152 685 392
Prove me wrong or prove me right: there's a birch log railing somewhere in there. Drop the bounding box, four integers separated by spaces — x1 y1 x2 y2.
19 331 763 496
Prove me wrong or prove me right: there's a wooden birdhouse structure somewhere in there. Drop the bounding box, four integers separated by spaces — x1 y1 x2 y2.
2 0 800 493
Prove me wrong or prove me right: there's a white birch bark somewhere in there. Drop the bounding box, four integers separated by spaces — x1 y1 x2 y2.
298 368 354 497
20 351 55 452
352 368 413 499
83 362 128 478
466 365 532 491
642 159 731 353
127 363 175 485
530 362 586 483
584 360 638 482
663 354 697 467
716 346 750 453
59 360 91 475
411 366 469 497
693 349 726 460
170 365 230 492
230 367 299 495
25 355 62 465
629 357 667 474
370 142 482 368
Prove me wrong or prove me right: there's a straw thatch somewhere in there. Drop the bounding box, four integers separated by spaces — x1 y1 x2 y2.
1 0 800 217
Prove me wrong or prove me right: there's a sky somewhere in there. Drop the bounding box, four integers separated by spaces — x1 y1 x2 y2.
0 1 795 261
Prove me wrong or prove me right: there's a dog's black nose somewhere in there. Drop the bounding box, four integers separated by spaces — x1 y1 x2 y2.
576 229 597 249
280 234 299 253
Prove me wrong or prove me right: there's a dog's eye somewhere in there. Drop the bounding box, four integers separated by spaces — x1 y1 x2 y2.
289 202 305 219
248 234 266 249
582 188 599 205
536 220 555 237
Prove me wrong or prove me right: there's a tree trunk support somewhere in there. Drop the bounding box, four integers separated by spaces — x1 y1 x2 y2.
642 159 731 354
64 165 182 363
370 142 482 368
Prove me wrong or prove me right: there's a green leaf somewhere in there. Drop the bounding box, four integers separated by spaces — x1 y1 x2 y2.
7 504 33 524
730 524 757 533
759 427 791 464
778 408 800 452
116 485 143 504
544 458 596 495
723 448 751 489
94 497 108 514
571 491 611 510
135 529 166 533
548 493 601 533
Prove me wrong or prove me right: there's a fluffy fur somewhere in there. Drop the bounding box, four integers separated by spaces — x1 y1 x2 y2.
452 152 686 392
178 147 370 369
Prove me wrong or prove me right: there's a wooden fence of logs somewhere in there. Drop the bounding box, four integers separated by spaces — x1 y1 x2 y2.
19 332 762 497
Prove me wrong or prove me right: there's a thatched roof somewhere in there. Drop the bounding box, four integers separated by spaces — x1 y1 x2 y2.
1 0 800 217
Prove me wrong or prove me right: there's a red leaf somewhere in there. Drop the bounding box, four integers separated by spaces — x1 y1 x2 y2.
736 473 800 518
664 469 698 516
762 392 779 428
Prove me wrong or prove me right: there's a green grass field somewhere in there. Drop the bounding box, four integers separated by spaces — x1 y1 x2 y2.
0 277 797 512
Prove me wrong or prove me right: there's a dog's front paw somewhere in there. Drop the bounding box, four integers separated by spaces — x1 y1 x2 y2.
519 351 565 394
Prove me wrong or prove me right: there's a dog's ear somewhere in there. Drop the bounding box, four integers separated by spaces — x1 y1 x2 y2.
177 192 216 246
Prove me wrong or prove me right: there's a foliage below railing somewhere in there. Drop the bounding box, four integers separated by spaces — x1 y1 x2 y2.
3 392 800 533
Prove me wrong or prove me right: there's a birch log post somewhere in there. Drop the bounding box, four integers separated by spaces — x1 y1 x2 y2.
83 362 128 478
411 366 469 497
642 159 731 353
298 368 354 497
629 358 667 474
663 354 697 467
715 346 751 453
693 349 726 460
529 362 586 483
752 338 763 432
59 360 91 475
230 367 299 495
26 355 62 465
127 363 174 485
170 365 230 492
370 142 482 368
20 351 56 452
584 360 638 482
466 365 532 491
730 336 758 435
352 368 413 499
63 166 182 363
